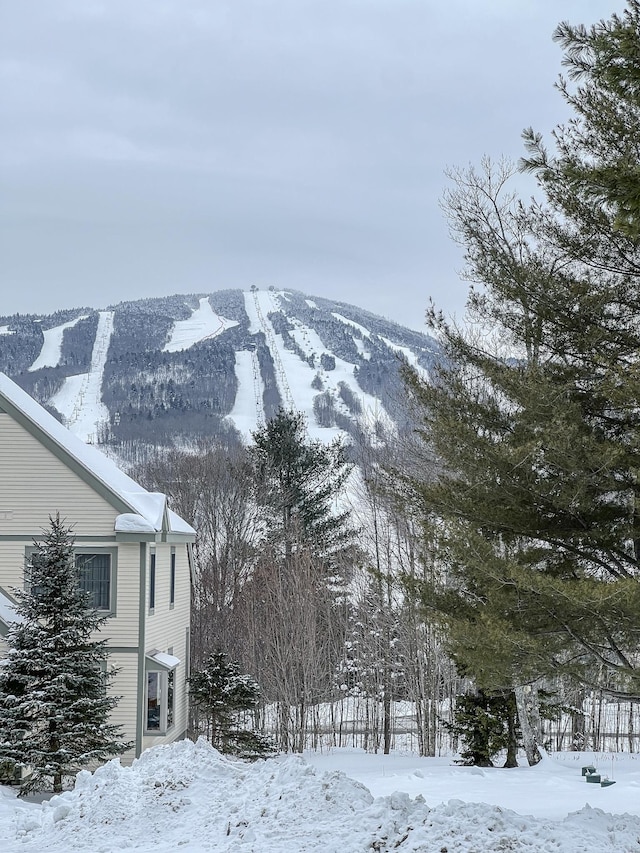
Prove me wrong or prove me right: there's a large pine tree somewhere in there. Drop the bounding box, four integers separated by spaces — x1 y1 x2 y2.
250 408 357 570
402 1 640 756
247 410 359 750
0 515 129 794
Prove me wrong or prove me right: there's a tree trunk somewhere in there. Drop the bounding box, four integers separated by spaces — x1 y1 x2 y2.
383 685 391 755
514 684 542 766
503 691 518 768
571 688 586 751
279 702 290 752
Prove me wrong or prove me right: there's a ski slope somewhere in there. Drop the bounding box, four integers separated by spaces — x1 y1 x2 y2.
244 290 390 441
49 312 114 444
227 349 265 438
35 289 428 449
163 298 238 353
29 315 89 372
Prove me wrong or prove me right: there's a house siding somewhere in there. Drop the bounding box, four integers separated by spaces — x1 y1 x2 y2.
142 543 191 750
107 650 140 763
0 415 118 537
0 391 195 769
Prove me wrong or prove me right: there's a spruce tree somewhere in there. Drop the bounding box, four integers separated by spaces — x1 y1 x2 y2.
402 0 640 736
445 690 519 768
0 515 129 794
189 651 271 757
247 410 359 750
250 408 357 571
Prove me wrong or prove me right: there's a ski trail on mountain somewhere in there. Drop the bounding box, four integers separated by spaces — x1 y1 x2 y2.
49 311 114 444
28 314 89 372
248 289 296 410
228 348 265 438
380 337 430 381
243 289 390 440
163 297 238 352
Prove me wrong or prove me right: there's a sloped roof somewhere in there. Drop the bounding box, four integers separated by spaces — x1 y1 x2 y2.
0 373 195 538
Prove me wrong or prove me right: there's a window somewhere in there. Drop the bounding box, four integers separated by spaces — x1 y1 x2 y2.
167 669 175 729
170 549 176 607
149 551 156 612
76 553 111 611
25 547 116 614
147 672 161 730
145 650 179 734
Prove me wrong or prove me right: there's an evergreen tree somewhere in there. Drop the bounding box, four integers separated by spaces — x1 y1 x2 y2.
445 690 518 768
250 408 357 571
523 1 640 242
402 1 640 747
247 410 359 750
189 651 271 757
0 515 129 794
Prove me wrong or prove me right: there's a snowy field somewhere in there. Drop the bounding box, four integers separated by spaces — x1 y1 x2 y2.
3 739 640 852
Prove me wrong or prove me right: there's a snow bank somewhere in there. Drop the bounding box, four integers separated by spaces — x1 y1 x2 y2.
10 739 377 852
5 739 640 852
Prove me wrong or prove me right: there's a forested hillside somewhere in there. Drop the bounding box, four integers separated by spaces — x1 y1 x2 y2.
0 287 438 458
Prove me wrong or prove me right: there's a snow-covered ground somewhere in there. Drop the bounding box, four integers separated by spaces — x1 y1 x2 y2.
3 740 640 852
163 298 238 352
244 289 390 441
28 315 88 372
49 311 114 444
227 349 265 438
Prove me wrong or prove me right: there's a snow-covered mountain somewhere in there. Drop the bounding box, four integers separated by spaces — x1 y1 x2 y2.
0 289 438 451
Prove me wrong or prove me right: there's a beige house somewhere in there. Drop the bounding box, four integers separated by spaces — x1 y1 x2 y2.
0 373 196 762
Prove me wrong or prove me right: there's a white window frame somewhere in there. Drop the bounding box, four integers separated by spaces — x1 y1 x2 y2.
144 652 178 735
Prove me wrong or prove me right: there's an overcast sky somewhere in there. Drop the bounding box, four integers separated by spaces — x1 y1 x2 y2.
1 0 617 332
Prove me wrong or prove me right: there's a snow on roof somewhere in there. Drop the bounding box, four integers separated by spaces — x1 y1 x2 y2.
0 588 23 627
121 491 166 530
114 513 157 534
0 373 195 537
168 508 196 535
147 650 181 670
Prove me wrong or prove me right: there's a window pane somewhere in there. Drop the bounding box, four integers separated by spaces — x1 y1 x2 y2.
167 669 175 729
170 551 176 606
150 553 156 610
76 553 111 610
147 672 160 730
